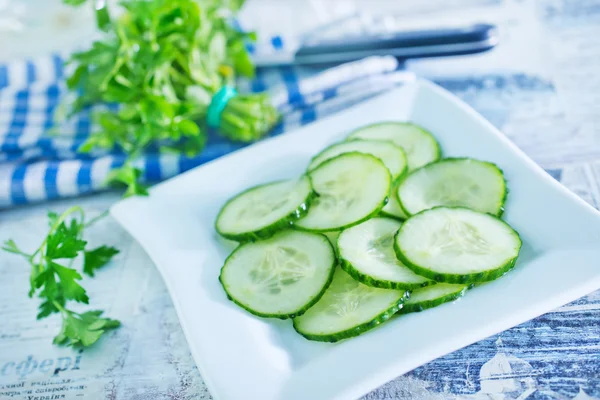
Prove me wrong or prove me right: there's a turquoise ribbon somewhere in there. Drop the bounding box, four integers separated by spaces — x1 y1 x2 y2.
207 86 238 129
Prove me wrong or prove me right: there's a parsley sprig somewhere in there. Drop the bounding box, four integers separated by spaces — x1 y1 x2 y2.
3 207 120 347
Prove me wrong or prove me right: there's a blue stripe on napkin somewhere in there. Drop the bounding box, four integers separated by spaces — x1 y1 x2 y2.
0 65 7 88
44 161 60 199
76 162 93 193
145 156 162 181
53 54 64 79
26 62 37 84
10 166 27 205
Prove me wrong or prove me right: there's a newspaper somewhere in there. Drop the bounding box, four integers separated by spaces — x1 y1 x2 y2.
1 0 600 399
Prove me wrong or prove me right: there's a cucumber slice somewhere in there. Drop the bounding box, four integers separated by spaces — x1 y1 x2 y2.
338 218 434 290
294 152 390 232
308 139 408 181
400 283 468 313
394 207 522 283
381 181 408 220
397 158 506 217
293 267 408 342
215 177 314 241
347 122 441 170
219 230 336 319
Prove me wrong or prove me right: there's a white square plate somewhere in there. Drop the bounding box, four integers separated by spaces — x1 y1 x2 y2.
111 80 600 400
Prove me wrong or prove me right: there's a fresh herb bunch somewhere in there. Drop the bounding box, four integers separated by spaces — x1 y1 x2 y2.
66 0 280 195
3 208 120 347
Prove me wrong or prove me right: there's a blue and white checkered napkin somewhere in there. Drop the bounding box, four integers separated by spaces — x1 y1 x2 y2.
0 37 414 208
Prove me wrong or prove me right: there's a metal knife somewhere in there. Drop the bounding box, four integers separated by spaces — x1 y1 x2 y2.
253 23 499 67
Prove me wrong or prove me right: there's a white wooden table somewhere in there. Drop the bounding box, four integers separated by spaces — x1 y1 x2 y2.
0 0 599 399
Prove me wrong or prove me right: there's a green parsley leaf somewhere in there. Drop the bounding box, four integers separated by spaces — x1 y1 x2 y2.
84 246 119 277
45 221 87 259
35 268 62 318
94 1 111 31
38 299 60 320
107 164 149 197
54 310 120 347
2 239 28 256
47 211 59 226
51 262 90 304
29 263 44 298
63 0 88 5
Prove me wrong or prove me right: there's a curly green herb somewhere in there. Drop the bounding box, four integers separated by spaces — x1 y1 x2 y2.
65 0 279 195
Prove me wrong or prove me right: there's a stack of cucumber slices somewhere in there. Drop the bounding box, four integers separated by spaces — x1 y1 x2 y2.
216 122 522 343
